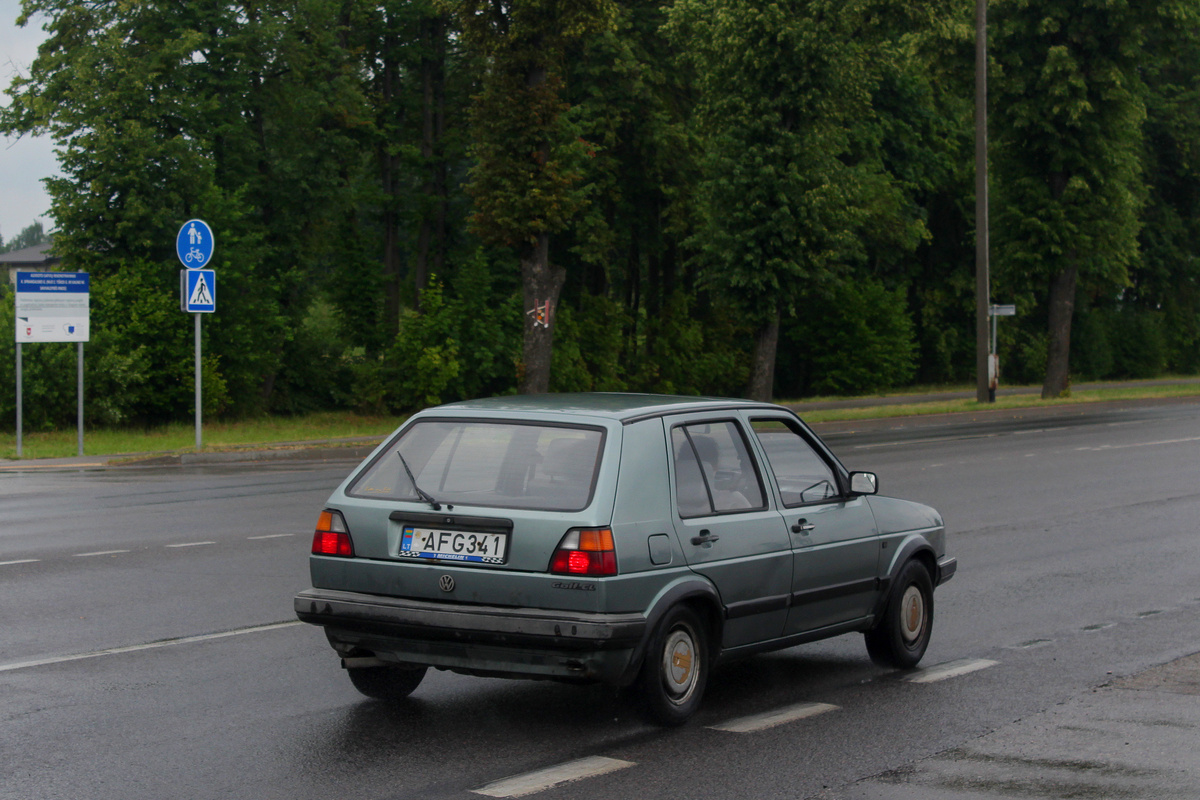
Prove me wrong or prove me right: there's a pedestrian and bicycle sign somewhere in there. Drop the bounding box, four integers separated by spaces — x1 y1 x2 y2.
182 269 216 313
176 219 215 269
174 219 216 451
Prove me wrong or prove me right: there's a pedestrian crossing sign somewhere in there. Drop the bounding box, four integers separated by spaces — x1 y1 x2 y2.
181 269 216 313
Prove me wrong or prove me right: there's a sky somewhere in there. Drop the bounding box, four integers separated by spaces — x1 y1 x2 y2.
0 0 58 246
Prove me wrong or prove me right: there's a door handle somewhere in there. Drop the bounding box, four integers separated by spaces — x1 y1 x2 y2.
691 529 720 545
791 520 815 534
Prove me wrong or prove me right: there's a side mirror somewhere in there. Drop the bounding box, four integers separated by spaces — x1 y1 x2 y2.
849 472 878 496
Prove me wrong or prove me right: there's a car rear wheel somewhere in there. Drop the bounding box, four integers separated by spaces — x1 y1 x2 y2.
865 559 933 669
638 605 708 726
347 664 428 700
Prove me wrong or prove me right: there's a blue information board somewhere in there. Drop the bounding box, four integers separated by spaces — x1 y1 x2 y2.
176 219 215 269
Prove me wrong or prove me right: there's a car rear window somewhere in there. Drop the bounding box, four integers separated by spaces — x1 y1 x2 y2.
347 419 605 511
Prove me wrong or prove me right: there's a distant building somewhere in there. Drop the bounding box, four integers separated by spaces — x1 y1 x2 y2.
1 242 61 287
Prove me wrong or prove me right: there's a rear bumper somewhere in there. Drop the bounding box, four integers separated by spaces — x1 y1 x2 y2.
936 555 957 586
294 587 647 684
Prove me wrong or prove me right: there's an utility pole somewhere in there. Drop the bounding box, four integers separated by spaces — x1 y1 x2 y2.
975 0 991 403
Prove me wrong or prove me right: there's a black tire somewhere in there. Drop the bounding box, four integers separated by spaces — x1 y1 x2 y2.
347 664 428 700
865 559 934 669
637 605 709 726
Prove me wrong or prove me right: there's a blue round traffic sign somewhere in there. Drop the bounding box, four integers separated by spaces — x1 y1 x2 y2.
177 219 215 269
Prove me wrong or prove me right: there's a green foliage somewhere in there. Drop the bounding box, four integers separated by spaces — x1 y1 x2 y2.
1071 307 1167 381
779 280 918 396
457 0 617 249
636 293 751 397
0 288 226 431
6 0 1200 439
351 252 522 413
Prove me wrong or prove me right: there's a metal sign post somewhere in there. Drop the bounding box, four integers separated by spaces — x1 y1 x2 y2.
177 221 216 450
15 342 21 457
988 303 1017 402
195 314 202 449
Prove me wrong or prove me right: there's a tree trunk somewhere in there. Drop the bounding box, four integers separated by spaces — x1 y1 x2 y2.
380 23 403 336
414 12 447 311
745 304 781 402
518 235 566 394
1041 261 1077 398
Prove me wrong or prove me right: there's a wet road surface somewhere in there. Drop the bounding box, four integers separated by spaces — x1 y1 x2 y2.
2 399 1199 799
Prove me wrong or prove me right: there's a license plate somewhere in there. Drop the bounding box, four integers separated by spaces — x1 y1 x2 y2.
398 526 507 564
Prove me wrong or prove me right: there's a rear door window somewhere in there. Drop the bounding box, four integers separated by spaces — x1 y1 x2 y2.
348 420 605 511
671 420 766 517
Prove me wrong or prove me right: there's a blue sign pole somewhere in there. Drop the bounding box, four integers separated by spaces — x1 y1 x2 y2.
176 220 215 450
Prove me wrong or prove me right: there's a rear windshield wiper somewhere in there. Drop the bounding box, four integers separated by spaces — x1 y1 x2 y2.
397 450 450 511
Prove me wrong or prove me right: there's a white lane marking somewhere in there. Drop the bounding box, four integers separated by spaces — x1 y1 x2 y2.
0 559 40 566
248 533 294 540
853 435 993 450
74 550 131 557
165 541 217 548
1013 427 1068 435
709 701 839 733
472 756 636 798
0 621 303 673
1077 435 1200 452
899 658 998 684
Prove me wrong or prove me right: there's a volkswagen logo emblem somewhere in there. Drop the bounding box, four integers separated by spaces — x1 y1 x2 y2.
439 575 455 593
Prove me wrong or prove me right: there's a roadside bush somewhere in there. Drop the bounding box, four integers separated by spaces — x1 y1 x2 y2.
779 280 917 396
350 252 521 414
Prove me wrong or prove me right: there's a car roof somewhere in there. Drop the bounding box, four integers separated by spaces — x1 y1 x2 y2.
430 393 786 423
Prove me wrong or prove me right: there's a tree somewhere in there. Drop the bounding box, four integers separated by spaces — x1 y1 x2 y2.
0 221 49 253
2 0 369 418
990 0 1194 397
666 0 931 401
456 0 616 394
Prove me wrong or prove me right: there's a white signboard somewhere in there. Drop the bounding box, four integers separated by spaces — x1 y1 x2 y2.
15 271 90 343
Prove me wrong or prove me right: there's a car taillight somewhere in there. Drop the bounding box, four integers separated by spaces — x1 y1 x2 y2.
550 528 616 576
312 509 354 557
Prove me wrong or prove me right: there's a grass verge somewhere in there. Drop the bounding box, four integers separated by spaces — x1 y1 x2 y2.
794 381 1200 423
1 411 405 461
3 380 1199 461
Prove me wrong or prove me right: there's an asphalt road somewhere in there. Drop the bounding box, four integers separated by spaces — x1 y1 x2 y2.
2 399 1199 800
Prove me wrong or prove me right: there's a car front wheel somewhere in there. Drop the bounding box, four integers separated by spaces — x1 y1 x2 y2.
347 664 428 700
865 559 933 669
638 605 709 726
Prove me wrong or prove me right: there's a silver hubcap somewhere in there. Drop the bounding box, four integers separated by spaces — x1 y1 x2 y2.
900 585 925 643
661 625 699 704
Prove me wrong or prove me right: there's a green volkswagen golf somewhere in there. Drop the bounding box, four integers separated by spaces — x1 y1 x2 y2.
295 393 955 725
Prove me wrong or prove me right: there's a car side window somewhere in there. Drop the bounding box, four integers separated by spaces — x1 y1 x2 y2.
751 418 839 506
672 421 766 517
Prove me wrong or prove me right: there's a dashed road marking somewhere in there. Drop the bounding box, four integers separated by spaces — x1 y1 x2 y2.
1007 639 1055 650
899 658 998 684
74 550 131 557
1077 435 1200 452
247 533 294 540
0 559 39 566
709 701 839 733
165 541 217 548
0 621 303 673
472 756 635 798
